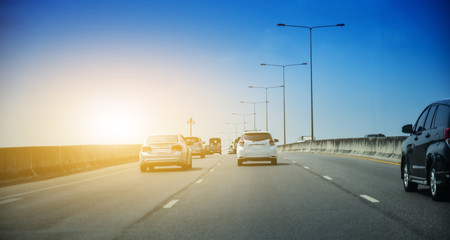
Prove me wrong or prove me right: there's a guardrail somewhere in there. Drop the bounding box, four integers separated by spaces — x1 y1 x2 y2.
0 145 141 180
277 137 407 163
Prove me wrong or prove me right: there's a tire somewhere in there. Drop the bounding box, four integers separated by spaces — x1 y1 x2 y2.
237 159 243 166
140 165 147 172
430 163 446 201
271 159 277 165
201 151 205 158
403 161 418 192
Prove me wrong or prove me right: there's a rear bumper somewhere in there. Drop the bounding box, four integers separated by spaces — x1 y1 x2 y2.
140 153 185 167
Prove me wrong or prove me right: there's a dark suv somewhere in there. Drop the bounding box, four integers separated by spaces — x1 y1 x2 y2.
401 99 450 201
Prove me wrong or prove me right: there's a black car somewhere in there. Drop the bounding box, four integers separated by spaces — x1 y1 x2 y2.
401 99 450 201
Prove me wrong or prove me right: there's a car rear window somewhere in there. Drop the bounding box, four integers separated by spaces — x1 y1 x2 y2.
147 135 178 144
243 133 272 141
185 137 200 143
434 105 450 128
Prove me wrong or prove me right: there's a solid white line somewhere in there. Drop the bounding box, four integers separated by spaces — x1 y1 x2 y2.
195 179 204 184
323 176 333 180
304 166 310 169
0 168 136 201
163 199 179 209
0 198 23 206
360 195 380 203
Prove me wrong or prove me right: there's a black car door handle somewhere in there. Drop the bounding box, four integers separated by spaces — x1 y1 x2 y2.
414 136 418 141
425 133 431 138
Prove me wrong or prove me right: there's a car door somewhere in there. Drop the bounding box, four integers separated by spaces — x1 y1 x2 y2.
410 105 437 178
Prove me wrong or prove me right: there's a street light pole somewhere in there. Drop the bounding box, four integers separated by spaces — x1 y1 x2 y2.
260 63 307 144
249 85 283 131
277 23 344 142
240 101 266 131
225 122 244 139
232 112 253 132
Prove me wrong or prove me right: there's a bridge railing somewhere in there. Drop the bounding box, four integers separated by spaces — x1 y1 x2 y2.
0 145 141 180
277 136 407 163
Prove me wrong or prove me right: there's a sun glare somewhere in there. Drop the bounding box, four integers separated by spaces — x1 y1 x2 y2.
90 100 144 144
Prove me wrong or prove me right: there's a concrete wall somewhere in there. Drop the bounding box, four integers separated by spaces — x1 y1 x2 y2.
277 137 407 163
0 145 141 180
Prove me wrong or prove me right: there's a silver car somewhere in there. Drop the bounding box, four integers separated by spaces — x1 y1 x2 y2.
236 131 279 166
139 134 192 172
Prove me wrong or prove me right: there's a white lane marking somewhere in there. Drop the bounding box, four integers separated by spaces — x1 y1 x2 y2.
0 198 23 206
360 195 380 203
292 161 296 163
163 199 179 209
304 166 310 169
282 157 287 160
323 176 333 180
217 162 222 166
210 169 215 172
0 168 136 201
195 179 204 184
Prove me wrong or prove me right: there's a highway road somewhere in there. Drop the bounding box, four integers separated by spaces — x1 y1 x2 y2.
0 153 449 239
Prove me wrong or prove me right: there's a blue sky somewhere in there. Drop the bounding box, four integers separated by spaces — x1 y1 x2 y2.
0 0 449 147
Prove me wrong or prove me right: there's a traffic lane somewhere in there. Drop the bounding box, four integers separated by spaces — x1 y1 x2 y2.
120 155 423 240
279 152 450 239
0 154 223 240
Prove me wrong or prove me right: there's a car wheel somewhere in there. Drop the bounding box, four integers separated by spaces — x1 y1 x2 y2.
271 159 277 165
140 165 147 172
403 161 418 192
237 159 243 166
430 163 445 201
201 152 205 158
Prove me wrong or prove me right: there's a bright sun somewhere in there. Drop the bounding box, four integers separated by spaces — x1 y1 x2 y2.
90 100 143 144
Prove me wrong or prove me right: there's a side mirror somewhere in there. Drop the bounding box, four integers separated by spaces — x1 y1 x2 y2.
402 124 413 134
274 139 279 142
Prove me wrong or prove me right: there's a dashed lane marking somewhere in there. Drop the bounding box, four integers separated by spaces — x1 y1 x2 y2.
163 199 179 209
323 176 333 181
304 166 310 169
292 161 296 163
210 169 215 172
360 195 380 203
195 179 204 184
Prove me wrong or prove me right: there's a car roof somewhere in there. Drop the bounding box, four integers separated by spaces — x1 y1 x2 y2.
431 99 450 105
243 131 270 134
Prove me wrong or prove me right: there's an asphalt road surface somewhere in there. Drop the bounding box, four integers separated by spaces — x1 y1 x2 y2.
1 153 449 240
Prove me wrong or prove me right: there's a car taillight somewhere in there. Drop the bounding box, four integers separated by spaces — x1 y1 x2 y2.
172 145 182 152
141 146 152 153
238 139 244 146
445 128 450 139
270 139 275 146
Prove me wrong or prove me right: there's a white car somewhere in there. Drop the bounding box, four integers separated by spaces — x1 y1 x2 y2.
236 131 279 166
139 134 192 172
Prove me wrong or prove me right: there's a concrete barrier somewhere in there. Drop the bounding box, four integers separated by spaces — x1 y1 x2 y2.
277 137 407 163
0 145 141 180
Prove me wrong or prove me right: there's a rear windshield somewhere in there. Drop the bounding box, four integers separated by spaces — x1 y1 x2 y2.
146 135 178 144
185 137 200 142
243 133 272 141
209 138 221 144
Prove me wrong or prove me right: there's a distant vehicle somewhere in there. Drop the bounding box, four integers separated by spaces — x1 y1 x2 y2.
236 131 279 166
232 137 241 154
204 144 211 155
401 99 450 201
185 136 205 158
139 134 192 172
227 145 234 154
209 138 222 154
364 133 386 138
